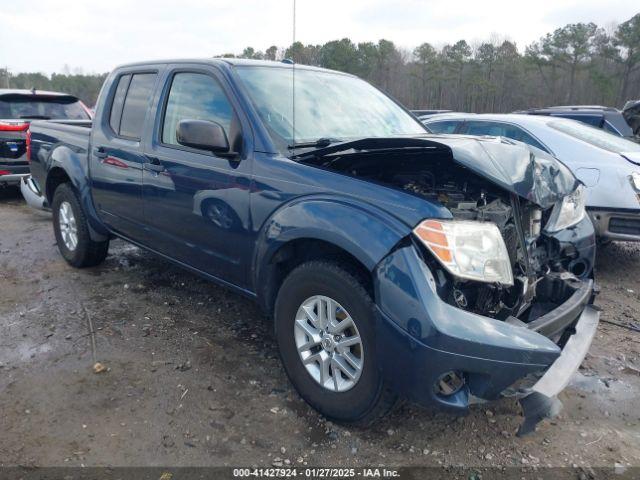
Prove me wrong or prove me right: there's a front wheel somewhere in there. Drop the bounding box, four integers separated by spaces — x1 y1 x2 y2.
274 261 397 425
52 183 109 268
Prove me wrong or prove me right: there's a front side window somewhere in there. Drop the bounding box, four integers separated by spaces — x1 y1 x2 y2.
118 73 157 139
235 66 426 153
425 120 460 134
162 72 234 146
465 121 506 136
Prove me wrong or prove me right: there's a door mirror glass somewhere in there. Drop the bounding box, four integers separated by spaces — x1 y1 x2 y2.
176 119 230 153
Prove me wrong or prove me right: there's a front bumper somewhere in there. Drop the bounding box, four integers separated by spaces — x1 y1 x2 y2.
373 244 599 430
588 208 640 241
517 304 599 435
530 305 598 397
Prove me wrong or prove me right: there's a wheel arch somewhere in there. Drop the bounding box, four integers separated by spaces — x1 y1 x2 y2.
45 166 72 205
252 197 411 315
45 147 110 241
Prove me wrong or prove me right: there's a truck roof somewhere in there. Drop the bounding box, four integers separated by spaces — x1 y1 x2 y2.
114 58 353 76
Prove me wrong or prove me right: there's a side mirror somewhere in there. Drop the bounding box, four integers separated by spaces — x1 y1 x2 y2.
176 119 230 153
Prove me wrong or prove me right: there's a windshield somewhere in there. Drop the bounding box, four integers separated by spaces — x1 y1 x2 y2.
0 94 90 120
549 119 640 153
235 66 426 152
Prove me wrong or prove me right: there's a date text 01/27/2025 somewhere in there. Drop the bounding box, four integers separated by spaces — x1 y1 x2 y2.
232 467 401 478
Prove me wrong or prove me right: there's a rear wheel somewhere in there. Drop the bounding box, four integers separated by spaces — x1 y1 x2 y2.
52 183 109 268
274 260 397 425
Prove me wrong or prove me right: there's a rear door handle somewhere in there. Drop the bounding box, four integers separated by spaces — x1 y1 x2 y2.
94 147 107 159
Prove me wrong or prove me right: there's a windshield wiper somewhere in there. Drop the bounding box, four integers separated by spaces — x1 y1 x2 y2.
19 115 51 120
287 137 339 150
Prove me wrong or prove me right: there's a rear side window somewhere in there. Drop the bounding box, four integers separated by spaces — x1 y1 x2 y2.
116 73 157 139
463 121 548 152
109 74 130 133
161 72 234 146
0 94 89 120
425 120 459 134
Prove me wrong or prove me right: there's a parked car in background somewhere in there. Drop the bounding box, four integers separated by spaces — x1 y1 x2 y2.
514 106 635 139
0 88 91 195
423 113 640 243
25 59 598 433
411 109 452 120
623 100 640 137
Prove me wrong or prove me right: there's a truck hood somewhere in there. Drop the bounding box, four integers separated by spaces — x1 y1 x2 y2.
431 135 580 208
296 135 580 209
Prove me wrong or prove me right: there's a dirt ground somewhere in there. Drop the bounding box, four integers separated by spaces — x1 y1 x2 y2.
1 186 639 472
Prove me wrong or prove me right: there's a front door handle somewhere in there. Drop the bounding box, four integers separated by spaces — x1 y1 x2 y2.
94 147 107 159
143 157 165 173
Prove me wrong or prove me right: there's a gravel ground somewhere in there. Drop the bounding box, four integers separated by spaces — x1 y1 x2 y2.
1 186 639 472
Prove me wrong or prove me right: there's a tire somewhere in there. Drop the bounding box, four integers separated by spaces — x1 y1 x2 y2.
52 183 109 268
274 260 397 425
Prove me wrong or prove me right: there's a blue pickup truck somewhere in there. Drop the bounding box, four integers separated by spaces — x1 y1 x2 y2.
26 58 599 433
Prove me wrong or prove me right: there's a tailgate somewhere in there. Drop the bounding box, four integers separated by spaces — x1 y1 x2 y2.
0 124 28 167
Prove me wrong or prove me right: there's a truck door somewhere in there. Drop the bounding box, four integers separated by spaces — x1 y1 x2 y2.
90 69 159 239
142 66 252 288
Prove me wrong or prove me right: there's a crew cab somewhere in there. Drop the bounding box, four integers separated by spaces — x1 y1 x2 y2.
0 89 91 191
27 59 599 433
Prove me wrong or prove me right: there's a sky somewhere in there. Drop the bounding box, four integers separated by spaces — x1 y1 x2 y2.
1 0 637 75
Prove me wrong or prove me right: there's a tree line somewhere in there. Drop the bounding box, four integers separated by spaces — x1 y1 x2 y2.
0 69 107 108
1 13 638 112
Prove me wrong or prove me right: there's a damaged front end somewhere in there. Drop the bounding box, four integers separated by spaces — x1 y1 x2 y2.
297 136 599 434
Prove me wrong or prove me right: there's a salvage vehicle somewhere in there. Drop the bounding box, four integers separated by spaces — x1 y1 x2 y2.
26 59 599 433
423 113 640 244
0 89 91 193
514 105 635 139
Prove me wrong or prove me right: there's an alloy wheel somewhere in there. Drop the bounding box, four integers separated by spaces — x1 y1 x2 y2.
293 295 364 392
58 201 78 251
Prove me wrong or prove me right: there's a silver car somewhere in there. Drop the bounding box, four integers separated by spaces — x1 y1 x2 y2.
422 113 640 243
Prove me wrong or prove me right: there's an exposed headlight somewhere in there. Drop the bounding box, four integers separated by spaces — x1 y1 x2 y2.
413 219 514 286
545 185 586 232
630 172 640 192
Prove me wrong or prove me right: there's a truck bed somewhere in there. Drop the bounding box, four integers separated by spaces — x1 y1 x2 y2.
31 119 92 136
28 119 93 196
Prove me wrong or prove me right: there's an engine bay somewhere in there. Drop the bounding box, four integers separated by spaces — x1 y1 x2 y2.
302 148 585 322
